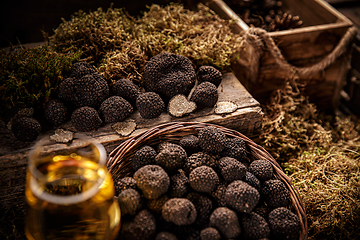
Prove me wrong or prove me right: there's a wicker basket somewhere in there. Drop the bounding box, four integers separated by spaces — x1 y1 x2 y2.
107 121 308 240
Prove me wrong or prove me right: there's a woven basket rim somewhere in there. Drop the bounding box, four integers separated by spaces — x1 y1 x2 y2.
107 121 308 240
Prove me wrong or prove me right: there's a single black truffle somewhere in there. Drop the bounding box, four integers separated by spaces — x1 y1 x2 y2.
112 78 141 106
133 165 170 200
120 209 156 240
268 207 301 240
225 180 260 213
240 212 270 239
186 192 213 227
155 142 187 173
183 152 218 175
114 177 137 195
69 62 96 79
242 171 261 191
117 188 143 216
179 135 200 155
99 96 133 123
131 145 157 171
198 126 226 154
209 207 241 239
218 157 247 182
70 106 102 132
162 198 197 226
190 82 218 109
143 52 196 100
221 137 248 162
200 227 221 240
197 66 222 87
43 99 68 126
261 179 291 208
11 117 41 142
210 182 228 208
136 92 165 119
189 166 219 193
169 170 190 198
155 232 178 240
249 159 274 182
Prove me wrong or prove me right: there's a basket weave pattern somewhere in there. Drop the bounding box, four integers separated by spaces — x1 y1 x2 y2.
107 121 308 240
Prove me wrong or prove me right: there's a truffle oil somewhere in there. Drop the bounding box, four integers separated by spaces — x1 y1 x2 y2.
25 154 121 240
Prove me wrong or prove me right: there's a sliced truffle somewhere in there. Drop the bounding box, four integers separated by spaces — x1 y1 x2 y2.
200 227 221 240
162 198 197 226
261 179 291 208
11 117 41 142
136 92 165 119
221 137 248 162
186 192 213 227
117 188 143 216
133 165 170 200
183 152 218 175
70 106 102 132
240 212 270 239
189 166 219 193
43 99 68 126
225 180 260 213
241 171 261 191
198 126 226 154
120 209 156 240
218 157 247 182
131 145 157 171
268 207 301 240
68 62 96 79
112 78 141 106
249 159 274 182
143 52 196 100
155 232 178 240
99 96 133 123
190 82 218 109
197 66 222 87
209 207 241 239
114 177 137 195
169 170 190 198
168 94 197 118
179 135 200 155
155 142 187 173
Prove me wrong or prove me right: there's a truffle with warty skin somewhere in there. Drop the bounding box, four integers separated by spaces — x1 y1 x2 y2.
189 166 219 193
240 212 270 239
99 96 133 123
155 232 178 240
136 92 165 119
179 135 200 155
112 78 141 106
114 177 137 195
190 81 218 109
117 188 143 216
162 198 197 226
131 145 157 171
242 171 261 191
209 207 241 239
198 126 226 154
225 180 260 213
133 165 170 200
197 66 222 87
221 137 248 162
120 209 156 240
11 117 41 142
249 159 274 182
68 61 96 79
268 207 301 240
210 182 228 207
155 142 187 173
169 169 189 198
70 106 102 132
43 99 68 126
186 192 213 227
218 157 247 182
147 195 170 216
200 227 221 240
183 152 218 175
261 179 291 208
143 52 196 100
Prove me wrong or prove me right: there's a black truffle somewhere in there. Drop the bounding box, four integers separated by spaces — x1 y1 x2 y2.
200 227 221 240
183 152 218 175
190 82 218 109
162 198 197 226
268 207 301 240
209 207 241 239
169 170 190 198
120 209 156 240
69 62 96 79
189 166 219 193
210 182 228 208
242 171 261 191
147 195 170 216
114 177 137 195
133 165 170 200
11 117 41 142
218 157 247 182
225 180 260 213
99 96 133 123
221 137 248 162
131 145 157 171
155 232 178 240
70 106 102 132
112 78 141 106
136 92 165 119
261 179 291 208
117 188 143 216
197 66 222 87
240 212 270 239
186 192 213 227
43 99 68 126
249 159 274 182
198 126 226 154
155 142 187 173
143 52 196 100
179 135 200 155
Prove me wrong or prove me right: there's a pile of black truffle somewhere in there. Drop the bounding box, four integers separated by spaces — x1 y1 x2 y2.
115 126 301 240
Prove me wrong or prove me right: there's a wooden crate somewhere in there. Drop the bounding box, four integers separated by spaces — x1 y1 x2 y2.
204 0 356 110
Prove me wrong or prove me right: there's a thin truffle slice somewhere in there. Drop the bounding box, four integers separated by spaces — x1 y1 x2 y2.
136 92 165 119
168 94 196 118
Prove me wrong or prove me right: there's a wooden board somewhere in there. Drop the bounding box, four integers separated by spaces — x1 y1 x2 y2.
0 72 263 212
